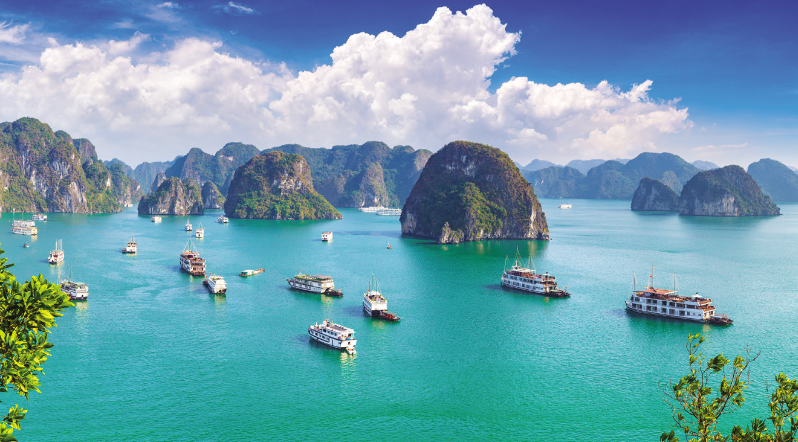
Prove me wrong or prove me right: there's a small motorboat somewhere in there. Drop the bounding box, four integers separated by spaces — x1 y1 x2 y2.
23 243 29 248
387 242 392 250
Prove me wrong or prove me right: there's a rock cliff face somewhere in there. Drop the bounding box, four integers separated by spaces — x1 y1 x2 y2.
263 142 431 207
201 181 225 209
0 117 136 213
137 177 204 215
151 172 167 193
631 177 679 212
678 165 780 216
401 141 549 242
224 152 341 220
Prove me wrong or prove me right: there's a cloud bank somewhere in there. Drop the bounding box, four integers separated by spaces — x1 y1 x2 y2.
0 5 689 163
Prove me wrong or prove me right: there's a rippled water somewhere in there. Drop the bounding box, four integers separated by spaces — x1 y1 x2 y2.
3 200 797 441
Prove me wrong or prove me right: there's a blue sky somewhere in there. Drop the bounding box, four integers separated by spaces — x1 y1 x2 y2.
0 0 795 167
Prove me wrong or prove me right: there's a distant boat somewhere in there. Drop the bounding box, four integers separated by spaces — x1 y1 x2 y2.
358 206 384 213
558 204 572 209
203 274 227 294
122 234 137 254
32 214 47 221
196 223 204 239
240 268 265 277
387 242 392 249
308 320 356 354
179 241 206 276
376 208 402 216
321 231 333 242
23 243 29 248
151 216 162 223
12 220 37 236
61 270 88 301
216 215 228 224
185 219 193 232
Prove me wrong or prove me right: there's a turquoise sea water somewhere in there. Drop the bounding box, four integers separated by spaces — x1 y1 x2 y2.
3 199 798 441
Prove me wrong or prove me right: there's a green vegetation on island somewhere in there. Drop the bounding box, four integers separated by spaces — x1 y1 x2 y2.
0 245 73 441
661 334 798 441
0 117 138 213
401 141 548 244
679 165 780 216
631 177 680 212
747 158 798 202
137 177 204 215
164 142 261 195
264 141 432 208
224 152 342 220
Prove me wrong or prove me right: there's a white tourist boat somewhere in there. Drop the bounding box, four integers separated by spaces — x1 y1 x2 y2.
625 270 732 325
358 206 384 213
61 274 88 301
185 219 193 231
32 214 47 221
308 320 357 354
179 241 206 276
48 239 65 264
151 216 162 223
123 234 137 254
500 253 570 297
558 204 572 209
195 223 204 239
287 273 343 296
216 215 229 223
321 231 333 241
362 275 400 321
376 208 402 216
203 274 227 294
12 220 37 236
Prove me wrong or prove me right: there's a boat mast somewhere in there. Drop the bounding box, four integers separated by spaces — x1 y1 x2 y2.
633 272 636 292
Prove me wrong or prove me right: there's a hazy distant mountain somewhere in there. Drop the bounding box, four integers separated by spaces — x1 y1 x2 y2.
692 160 719 171
613 158 630 165
104 158 134 177
523 152 699 199
132 160 174 194
790 166 798 174
165 142 261 194
522 159 560 171
747 158 798 202
565 159 605 174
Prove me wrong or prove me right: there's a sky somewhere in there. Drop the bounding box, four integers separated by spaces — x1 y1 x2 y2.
0 0 796 168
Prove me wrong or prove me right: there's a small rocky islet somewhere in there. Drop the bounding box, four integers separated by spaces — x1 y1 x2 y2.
632 165 781 216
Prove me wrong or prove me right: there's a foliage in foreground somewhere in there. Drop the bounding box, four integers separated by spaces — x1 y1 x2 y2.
661 333 798 442
0 245 73 441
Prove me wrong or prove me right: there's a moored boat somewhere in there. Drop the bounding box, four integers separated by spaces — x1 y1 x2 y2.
179 241 206 276
32 213 47 221
501 253 570 297
321 231 333 241
48 239 64 264
151 216 162 223
558 204 572 209
308 319 356 353
240 268 265 277
358 206 384 213
196 223 204 238
203 274 227 294
362 275 400 321
216 215 228 224
625 270 732 325
185 219 193 231
61 275 88 301
287 273 343 296
123 234 137 254
12 220 37 236
376 208 402 216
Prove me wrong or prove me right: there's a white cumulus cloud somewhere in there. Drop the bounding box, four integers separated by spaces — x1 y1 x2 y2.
214 2 259 15
0 4 690 165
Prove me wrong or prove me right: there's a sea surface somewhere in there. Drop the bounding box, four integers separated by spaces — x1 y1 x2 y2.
3 200 798 441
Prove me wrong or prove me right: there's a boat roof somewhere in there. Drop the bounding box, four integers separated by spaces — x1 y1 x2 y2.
638 288 676 295
321 321 354 333
313 275 332 280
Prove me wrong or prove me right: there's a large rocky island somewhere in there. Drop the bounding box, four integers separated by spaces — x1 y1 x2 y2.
747 158 798 202
0 117 140 213
224 152 341 220
678 166 780 216
137 177 204 215
400 141 549 244
631 177 679 212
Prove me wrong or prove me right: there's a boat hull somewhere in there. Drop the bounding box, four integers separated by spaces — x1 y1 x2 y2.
308 328 356 350
625 302 705 323
203 280 227 294
501 280 570 298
